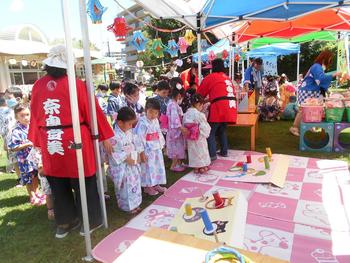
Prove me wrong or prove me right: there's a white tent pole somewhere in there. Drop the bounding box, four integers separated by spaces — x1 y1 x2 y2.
232 47 235 81
296 51 300 82
197 13 202 84
61 0 92 261
78 0 108 229
229 44 232 79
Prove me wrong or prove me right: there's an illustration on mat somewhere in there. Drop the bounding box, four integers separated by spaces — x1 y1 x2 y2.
244 230 289 254
144 209 176 229
311 248 339 263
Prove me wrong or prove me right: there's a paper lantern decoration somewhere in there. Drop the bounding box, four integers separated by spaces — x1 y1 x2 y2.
178 37 189 54
107 17 132 41
151 38 166 58
87 0 107 24
222 49 229 60
208 50 216 61
166 39 179 58
131 30 148 53
175 59 183 67
184 30 196 46
201 39 209 50
235 54 241 62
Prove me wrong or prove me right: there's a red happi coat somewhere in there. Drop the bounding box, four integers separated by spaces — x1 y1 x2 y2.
28 75 114 178
197 72 237 123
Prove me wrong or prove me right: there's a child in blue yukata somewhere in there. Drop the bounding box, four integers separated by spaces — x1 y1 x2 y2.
8 104 43 205
0 96 18 179
108 107 144 213
107 81 123 122
134 98 167 196
154 80 170 131
96 84 108 115
281 96 298 120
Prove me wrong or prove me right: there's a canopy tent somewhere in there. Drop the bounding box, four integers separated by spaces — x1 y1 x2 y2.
192 38 230 62
247 43 300 57
251 31 337 48
223 8 350 43
91 57 116 65
134 0 350 82
134 0 350 31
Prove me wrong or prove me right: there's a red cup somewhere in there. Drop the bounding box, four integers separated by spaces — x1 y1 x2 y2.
213 191 224 208
246 155 252 163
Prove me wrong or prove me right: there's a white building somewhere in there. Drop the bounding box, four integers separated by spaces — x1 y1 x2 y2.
0 24 102 93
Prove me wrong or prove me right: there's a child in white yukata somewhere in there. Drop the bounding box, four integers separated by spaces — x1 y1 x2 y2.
166 79 189 172
134 98 167 196
108 107 144 213
183 94 211 174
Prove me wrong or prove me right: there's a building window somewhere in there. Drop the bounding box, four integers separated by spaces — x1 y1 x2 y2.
8 60 43 85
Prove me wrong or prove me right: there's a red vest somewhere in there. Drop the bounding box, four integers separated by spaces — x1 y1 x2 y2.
197 72 237 123
28 75 114 178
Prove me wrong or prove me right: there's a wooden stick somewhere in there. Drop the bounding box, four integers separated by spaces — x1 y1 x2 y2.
213 231 220 243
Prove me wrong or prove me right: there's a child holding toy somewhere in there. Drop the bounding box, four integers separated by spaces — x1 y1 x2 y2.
135 98 167 196
108 107 144 213
183 94 211 174
166 80 188 172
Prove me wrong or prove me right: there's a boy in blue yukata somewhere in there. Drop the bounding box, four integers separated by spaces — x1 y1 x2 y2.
8 104 43 205
107 81 123 122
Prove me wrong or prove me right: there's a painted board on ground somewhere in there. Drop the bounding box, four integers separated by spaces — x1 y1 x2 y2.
169 190 247 248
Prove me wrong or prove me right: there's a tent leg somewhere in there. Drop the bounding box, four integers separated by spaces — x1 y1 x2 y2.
296 51 300 82
78 0 108 230
61 0 92 261
196 13 202 84
229 45 232 79
232 48 235 81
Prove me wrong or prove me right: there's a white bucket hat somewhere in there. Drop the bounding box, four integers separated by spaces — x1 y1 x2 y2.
43 45 69 69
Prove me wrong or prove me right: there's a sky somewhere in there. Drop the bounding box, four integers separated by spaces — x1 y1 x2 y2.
0 0 135 53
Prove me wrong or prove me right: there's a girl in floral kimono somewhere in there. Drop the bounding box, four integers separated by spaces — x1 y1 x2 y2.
108 107 144 213
135 98 167 196
166 79 188 172
183 94 211 173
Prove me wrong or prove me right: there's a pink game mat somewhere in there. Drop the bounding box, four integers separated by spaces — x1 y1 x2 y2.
93 150 350 263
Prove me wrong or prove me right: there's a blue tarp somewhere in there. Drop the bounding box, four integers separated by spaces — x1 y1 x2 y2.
247 43 300 58
193 42 300 62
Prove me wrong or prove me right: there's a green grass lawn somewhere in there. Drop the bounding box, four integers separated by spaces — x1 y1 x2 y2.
0 120 349 263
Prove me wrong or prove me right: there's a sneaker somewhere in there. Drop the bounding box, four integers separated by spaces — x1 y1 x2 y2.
217 152 228 157
210 156 218 162
55 219 80 239
153 185 167 193
55 226 69 239
289 127 300 137
144 187 159 196
79 222 103 236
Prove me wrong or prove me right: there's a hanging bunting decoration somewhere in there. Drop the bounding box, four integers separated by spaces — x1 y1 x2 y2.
201 39 209 50
175 59 183 67
184 29 196 46
166 39 179 58
131 30 148 53
86 0 107 24
178 37 189 54
107 17 132 41
222 49 229 60
208 50 216 61
151 38 166 58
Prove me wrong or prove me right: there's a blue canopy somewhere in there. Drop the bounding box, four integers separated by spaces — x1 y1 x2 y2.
247 43 300 58
135 0 350 31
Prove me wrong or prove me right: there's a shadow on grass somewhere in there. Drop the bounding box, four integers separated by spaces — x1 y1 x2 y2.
0 195 29 209
0 178 17 191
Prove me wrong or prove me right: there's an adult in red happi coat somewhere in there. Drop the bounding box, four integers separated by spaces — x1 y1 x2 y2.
28 45 114 238
197 58 237 161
